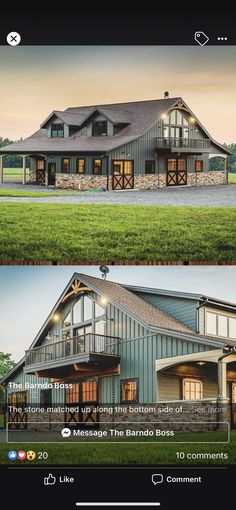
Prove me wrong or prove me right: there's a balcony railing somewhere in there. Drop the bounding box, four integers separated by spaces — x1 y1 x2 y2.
156 137 211 150
25 333 120 367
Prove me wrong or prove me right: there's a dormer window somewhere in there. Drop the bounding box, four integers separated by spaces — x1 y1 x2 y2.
51 123 64 137
92 120 107 136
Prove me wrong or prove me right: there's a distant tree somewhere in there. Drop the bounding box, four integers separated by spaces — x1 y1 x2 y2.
210 143 236 173
0 352 15 379
0 353 16 411
0 137 24 167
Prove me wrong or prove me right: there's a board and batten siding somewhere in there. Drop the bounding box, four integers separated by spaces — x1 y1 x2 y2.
136 292 199 332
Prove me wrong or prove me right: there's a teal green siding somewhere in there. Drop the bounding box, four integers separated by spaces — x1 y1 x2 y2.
135 292 199 331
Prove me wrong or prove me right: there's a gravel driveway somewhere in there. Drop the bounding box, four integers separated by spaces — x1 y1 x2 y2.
0 183 236 206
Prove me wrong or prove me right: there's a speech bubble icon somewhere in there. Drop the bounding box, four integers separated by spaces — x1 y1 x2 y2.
152 474 163 485
61 427 71 438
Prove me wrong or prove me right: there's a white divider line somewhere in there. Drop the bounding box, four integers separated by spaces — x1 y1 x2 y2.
75 503 160 507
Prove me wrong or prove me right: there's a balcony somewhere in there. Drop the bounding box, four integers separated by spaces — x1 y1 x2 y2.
24 334 120 378
156 137 211 154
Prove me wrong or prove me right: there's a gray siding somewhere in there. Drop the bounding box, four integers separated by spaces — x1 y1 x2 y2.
136 292 199 331
158 374 181 400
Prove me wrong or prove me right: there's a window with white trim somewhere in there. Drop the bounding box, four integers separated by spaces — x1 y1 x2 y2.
183 378 203 400
206 310 236 339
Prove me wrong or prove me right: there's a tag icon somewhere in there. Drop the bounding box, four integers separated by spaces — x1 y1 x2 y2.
194 31 209 46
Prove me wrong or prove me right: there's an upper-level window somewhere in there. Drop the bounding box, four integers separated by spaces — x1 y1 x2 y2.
92 121 107 136
163 110 188 127
51 123 64 137
206 311 236 339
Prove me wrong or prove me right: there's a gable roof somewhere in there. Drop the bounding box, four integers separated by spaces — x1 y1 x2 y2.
1 97 229 155
1 272 236 385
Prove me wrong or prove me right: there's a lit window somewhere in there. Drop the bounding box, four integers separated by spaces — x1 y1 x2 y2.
77 159 85 174
195 160 203 172
232 383 236 403
84 296 93 321
92 121 107 136
51 123 64 137
63 311 71 328
93 159 102 175
183 379 203 400
167 159 177 171
66 383 79 404
206 312 217 335
62 158 70 173
178 159 186 171
36 159 45 170
73 300 82 324
121 379 138 403
82 381 97 402
95 302 105 317
145 160 155 174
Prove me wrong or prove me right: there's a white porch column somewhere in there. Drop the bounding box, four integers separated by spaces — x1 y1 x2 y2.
22 155 26 185
218 360 227 401
0 155 3 183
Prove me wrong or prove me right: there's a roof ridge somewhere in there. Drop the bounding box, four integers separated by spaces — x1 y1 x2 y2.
65 97 181 110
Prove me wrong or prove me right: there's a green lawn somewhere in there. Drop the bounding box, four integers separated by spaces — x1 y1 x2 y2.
229 173 236 184
1 431 235 465
0 204 235 261
0 189 77 197
2 167 29 178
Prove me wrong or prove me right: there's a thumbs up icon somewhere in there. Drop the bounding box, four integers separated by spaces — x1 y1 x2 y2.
44 473 56 486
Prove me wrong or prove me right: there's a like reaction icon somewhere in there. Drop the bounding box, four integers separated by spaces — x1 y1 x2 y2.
44 473 56 486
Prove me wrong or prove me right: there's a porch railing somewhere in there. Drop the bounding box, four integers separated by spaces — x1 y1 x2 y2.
156 137 211 149
25 333 120 366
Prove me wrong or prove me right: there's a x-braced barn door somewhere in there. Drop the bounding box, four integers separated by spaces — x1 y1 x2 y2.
167 158 187 186
8 391 28 429
64 381 99 428
112 160 134 190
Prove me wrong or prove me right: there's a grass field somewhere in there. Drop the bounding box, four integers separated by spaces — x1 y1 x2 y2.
0 430 235 465
229 173 236 184
2 167 29 178
0 203 235 261
0 189 76 197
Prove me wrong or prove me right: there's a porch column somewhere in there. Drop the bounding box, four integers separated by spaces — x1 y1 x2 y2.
224 156 228 184
0 155 3 183
218 360 227 401
22 155 26 185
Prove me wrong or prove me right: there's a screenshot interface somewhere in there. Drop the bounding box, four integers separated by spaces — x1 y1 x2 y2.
0 16 235 509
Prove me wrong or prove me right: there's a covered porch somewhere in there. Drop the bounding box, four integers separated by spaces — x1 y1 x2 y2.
155 348 236 427
0 153 49 186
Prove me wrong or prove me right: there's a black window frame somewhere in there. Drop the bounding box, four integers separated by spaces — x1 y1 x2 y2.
92 158 102 175
61 158 70 173
76 158 86 174
51 123 64 138
120 378 139 404
145 160 155 174
92 120 108 137
40 389 52 409
195 160 203 172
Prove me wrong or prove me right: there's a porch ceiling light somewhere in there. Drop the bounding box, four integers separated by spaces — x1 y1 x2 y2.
197 361 206 366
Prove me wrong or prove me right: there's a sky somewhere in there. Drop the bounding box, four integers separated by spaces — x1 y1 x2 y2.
0 46 235 143
0 265 236 362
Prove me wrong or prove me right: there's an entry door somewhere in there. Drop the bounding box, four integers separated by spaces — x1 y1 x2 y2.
112 160 134 190
8 391 28 430
65 381 99 429
232 383 236 428
48 163 56 185
36 159 46 185
167 158 187 186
